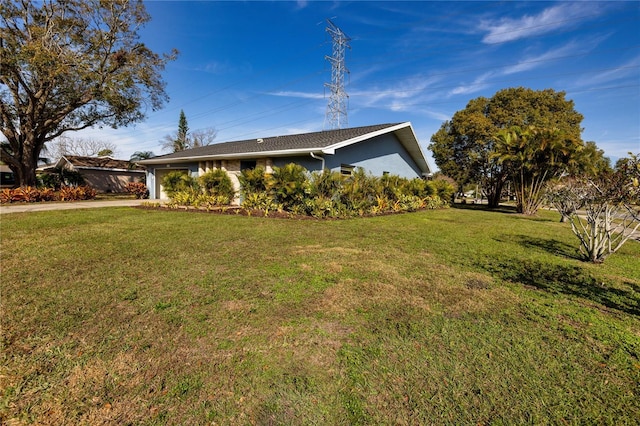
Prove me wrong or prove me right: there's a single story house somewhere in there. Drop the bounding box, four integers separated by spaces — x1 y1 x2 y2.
139 122 432 200
39 155 146 192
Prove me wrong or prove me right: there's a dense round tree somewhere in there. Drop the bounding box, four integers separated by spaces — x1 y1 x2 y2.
429 87 587 210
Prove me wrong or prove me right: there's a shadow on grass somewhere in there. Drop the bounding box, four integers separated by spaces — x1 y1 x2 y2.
480 258 640 316
452 203 519 214
508 235 582 260
452 203 560 222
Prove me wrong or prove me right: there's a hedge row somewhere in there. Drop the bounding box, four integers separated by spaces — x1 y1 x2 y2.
163 165 457 218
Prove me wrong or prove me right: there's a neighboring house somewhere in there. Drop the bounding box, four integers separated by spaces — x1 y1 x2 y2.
139 122 432 200
0 163 16 188
39 155 146 193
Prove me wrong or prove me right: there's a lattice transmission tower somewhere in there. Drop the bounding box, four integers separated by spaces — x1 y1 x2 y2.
324 19 351 130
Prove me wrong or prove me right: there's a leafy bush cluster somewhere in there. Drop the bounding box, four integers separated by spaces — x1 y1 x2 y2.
162 170 235 210
233 164 454 218
125 182 149 199
161 165 455 217
37 168 85 189
1 186 97 203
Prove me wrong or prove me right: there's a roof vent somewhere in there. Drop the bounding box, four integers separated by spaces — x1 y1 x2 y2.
257 138 263 143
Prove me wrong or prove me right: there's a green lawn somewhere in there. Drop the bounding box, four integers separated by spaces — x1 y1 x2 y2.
1 206 639 425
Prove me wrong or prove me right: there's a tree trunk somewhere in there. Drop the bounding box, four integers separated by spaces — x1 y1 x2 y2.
16 156 39 187
486 179 504 208
3 134 42 187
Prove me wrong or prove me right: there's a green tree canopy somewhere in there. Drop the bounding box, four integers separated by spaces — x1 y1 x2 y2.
429 87 588 209
0 0 177 186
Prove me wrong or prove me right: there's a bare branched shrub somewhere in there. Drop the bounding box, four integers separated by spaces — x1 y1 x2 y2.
546 154 639 263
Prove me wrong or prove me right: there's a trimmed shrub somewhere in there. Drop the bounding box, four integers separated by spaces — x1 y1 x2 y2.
199 169 235 200
162 171 198 198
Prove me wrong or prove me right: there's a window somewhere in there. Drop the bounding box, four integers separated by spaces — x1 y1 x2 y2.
340 164 355 176
240 160 257 171
1 172 15 185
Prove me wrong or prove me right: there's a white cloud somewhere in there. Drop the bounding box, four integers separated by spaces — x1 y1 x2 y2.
449 72 494 96
350 75 442 109
269 90 325 100
480 3 605 44
574 54 640 87
502 40 580 75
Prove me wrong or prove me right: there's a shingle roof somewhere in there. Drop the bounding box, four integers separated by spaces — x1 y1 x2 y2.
62 156 145 171
139 122 431 175
146 123 404 161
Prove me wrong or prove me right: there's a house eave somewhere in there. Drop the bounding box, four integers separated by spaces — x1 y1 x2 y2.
139 148 331 165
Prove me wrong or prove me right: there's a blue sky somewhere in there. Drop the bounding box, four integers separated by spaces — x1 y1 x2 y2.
80 0 640 167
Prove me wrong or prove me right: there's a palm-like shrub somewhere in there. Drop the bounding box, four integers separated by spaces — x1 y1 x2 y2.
309 169 343 199
430 175 457 205
238 166 269 197
268 163 309 210
379 174 406 201
340 168 380 215
400 177 432 198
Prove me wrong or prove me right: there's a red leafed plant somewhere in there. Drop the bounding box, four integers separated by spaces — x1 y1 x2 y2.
38 187 57 201
58 185 97 201
0 188 13 203
125 182 149 199
11 186 40 202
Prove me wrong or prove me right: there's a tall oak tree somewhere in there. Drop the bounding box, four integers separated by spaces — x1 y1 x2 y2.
0 0 176 186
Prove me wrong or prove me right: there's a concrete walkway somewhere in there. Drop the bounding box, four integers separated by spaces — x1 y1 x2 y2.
0 199 149 214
